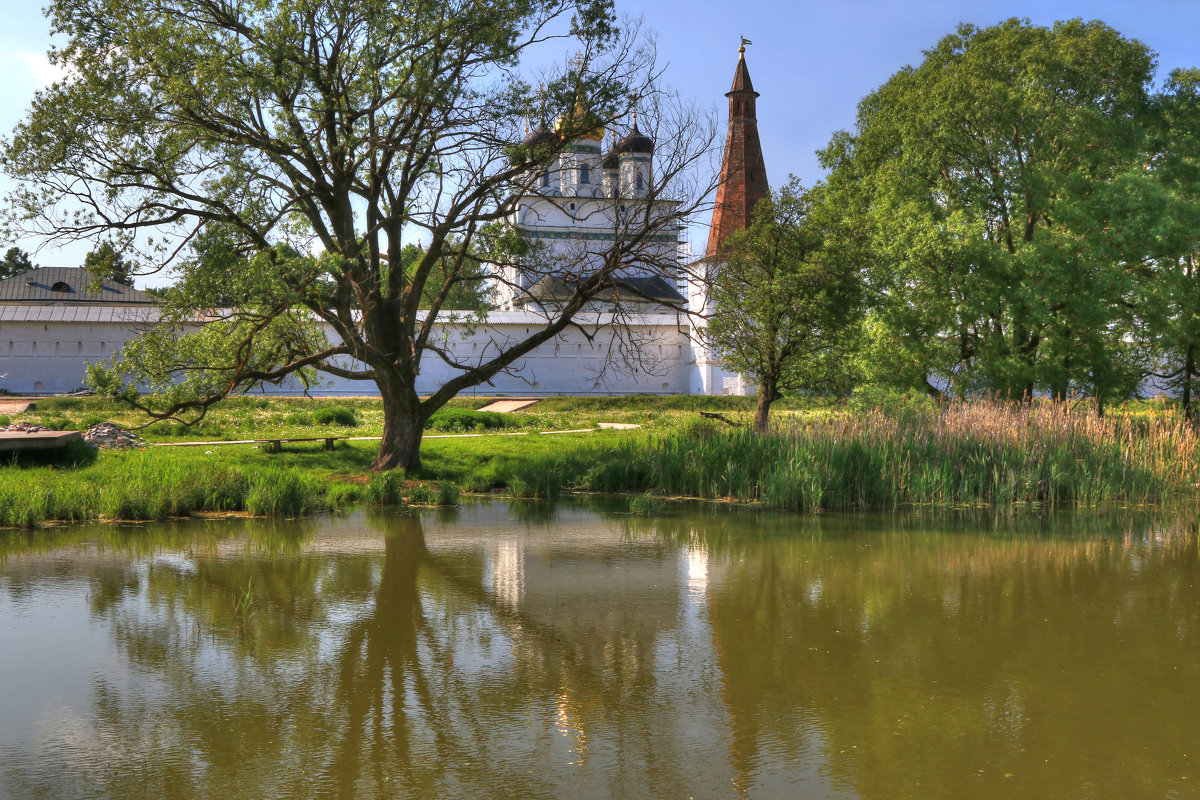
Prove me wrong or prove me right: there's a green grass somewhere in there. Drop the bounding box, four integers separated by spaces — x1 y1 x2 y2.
365 470 406 505
6 394 779 442
246 468 322 516
490 403 1199 511
5 398 1199 528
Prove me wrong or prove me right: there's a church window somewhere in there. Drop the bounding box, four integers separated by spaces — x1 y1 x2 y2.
636 170 644 191
579 164 590 184
540 172 549 187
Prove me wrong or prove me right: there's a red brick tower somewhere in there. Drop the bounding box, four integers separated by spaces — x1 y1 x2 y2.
705 42 769 258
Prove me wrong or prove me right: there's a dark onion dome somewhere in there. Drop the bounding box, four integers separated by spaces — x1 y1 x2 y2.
523 123 553 146
601 148 619 170
614 120 654 156
509 123 554 165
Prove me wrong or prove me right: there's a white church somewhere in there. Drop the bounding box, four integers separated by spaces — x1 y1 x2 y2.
0 48 767 399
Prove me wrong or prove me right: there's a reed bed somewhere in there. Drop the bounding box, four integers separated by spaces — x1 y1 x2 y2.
517 403 1200 511
0 452 329 527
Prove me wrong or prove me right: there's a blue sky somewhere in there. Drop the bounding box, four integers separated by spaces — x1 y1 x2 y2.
2 0 1198 278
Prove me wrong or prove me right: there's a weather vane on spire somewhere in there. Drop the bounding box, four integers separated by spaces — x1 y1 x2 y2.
739 36 752 54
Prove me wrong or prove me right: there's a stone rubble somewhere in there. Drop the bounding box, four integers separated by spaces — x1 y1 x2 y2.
0 422 50 433
82 422 147 449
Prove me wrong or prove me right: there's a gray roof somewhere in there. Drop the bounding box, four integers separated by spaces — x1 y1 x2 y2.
518 275 686 306
0 267 155 305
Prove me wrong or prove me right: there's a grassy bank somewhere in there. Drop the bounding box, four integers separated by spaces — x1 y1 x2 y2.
8 393 786 442
3 399 1198 528
475 403 1200 510
0 446 466 528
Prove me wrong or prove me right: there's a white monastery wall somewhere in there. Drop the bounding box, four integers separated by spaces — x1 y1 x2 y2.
0 307 711 397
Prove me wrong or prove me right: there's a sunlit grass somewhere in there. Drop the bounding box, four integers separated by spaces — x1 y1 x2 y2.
4 399 1197 526
551 402 1200 510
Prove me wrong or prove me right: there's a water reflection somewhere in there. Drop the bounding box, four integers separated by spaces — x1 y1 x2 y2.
1 504 1199 799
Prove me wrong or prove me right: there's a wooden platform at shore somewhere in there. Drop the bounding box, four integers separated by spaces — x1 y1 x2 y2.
0 430 82 452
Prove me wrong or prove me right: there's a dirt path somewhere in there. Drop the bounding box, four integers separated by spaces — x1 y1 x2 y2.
476 398 542 413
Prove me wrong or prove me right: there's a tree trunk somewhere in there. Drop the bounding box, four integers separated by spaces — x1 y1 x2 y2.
1184 345 1195 425
373 380 425 472
753 379 776 434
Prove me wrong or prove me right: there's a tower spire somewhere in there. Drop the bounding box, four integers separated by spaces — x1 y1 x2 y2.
706 41 768 257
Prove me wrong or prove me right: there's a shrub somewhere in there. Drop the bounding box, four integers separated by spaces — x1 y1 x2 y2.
314 406 359 427
246 468 321 516
0 415 10 427
426 408 513 433
628 492 665 516
463 475 493 493
325 482 364 511
37 397 84 411
365 470 406 505
283 412 313 426
437 481 460 506
408 484 435 504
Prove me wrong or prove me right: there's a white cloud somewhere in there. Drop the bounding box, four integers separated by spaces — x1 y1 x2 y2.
15 51 69 89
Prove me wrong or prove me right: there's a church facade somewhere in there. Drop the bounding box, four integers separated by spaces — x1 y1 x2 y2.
0 49 766 398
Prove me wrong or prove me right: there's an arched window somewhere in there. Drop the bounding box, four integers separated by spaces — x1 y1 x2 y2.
51 281 71 292
540 172 550 188
636 170 644 192
579 164 590 184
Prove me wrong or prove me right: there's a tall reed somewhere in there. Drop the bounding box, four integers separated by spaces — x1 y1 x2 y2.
555 403 1200 511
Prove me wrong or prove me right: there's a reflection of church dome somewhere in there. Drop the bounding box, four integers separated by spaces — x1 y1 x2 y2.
614 121 654 156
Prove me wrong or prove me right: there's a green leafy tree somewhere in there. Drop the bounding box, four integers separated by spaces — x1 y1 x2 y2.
1139 69 1200 422
706 178 863 432
83 241 132 285
397 242 494 312
821 18 1168 409
4 0 712 471
0 246 34 279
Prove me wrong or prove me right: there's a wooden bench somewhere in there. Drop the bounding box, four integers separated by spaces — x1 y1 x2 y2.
155 436 344 452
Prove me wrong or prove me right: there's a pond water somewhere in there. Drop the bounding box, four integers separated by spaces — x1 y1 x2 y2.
1 502 1199 799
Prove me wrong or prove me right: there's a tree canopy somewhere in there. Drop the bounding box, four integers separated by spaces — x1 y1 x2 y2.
821 18 1197 409
0 247 34 280
83 242 132 285
4 0 713 469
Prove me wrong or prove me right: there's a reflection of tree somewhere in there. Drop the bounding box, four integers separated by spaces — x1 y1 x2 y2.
648 508 1200 800
10 505 1200 798
1 509 713 798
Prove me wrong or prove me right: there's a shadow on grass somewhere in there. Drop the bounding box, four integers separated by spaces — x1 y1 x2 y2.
1 439 98 470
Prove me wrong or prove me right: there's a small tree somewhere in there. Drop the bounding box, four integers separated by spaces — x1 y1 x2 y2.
83 242 132 285
706 178 863 432
0 247 34 280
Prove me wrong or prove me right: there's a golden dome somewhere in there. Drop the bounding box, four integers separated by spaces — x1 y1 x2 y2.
553 100 605 141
